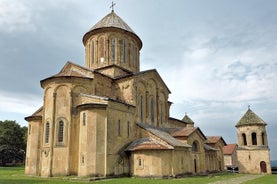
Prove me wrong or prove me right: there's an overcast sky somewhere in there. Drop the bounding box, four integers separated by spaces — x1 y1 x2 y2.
1 0 277 160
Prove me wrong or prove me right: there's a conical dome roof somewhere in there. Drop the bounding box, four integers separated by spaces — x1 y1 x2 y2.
83 11 142 48
236 108 267 127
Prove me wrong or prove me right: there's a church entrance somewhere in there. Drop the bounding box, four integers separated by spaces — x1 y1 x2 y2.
260 161 267 173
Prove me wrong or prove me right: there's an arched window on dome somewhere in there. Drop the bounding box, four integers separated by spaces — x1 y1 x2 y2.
140 95 143 121
131 44 135 67
119 39 126 63
242 133 247 145
150 97 155 123
91 40 94 64
252 132 257 145
111 38 116 62
99 37 105 62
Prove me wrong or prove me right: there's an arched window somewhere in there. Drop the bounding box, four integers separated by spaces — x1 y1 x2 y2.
131 44 135 66
160 104 163 124
91 40 94 64
262 132 265 145
118 120 121 136
252 132 257 145
150 97 155 123
242 133 247 145
140 95 143 121
192 141 198 152
82 112 86 126
58 121 64 143
111 38 116 62
119 39 126 63
127 121 130 138
45 122 50 144
99 37 105 60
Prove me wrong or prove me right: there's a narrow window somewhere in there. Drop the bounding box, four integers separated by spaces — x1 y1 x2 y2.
252 132 257 145
82 112 86 126
127 121 130 138
81 155 85 164
45 122 50 144
138 158 143 168
140 95 143 121
242 133 247 145
262 132 265 145
160 104 163 124
99 37 105 61
123 40 126 63
131 44 135 66
118 120 121 136
111 38 116 62
150 97 155 123
58 121 64 143
91 40 94 64
119 39 126 63
192 141 198 152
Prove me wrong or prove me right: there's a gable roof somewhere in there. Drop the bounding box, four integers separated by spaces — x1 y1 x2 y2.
206 136 227 145
170 127 207 140
125 137 173 151
236 108 267 127
204 144 219 151
223 144 237 155
136 122 191 148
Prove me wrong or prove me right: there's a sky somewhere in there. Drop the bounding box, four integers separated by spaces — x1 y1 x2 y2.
0 0 277 160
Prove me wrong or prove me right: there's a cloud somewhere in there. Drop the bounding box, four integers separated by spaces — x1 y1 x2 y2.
0 0 35 33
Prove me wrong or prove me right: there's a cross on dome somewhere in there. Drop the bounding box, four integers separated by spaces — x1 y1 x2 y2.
110 1 116 12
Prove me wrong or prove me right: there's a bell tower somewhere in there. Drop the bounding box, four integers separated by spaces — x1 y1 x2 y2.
235 107 271 174
82 10 142 77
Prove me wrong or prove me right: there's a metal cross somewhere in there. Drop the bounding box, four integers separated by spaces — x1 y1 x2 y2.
110 1 116 12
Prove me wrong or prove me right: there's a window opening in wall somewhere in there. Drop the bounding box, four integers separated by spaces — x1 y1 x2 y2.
262 132 265 145
91 40 94 64
127 121 130 138
138 158 143 168
118 120 121 136
58 121 64 143
242 133 247 145
131 44 135 66
192 141 198 152
140 95 143 121
99 37 105 61
123 39 126 63
111 38 116 62
81 155 85 164
119 39 126 63
160 104 163 124
82 112 86 126
252 132 257 145
45 122 50 144
150 97 155 123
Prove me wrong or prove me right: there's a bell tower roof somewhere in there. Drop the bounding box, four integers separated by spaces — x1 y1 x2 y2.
83 11 142 49
236 108 267 127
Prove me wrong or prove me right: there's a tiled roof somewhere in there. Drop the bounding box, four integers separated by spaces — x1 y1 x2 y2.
170 127 197 137
236 108 267 127
125 137 173 151
182 114 194 124
223 144 237 155
136 122 191 148
90 11 135 34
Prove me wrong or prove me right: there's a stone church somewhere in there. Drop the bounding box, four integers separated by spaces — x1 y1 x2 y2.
25 10 226 177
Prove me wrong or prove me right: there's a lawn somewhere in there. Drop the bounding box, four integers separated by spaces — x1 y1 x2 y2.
0 166 273 184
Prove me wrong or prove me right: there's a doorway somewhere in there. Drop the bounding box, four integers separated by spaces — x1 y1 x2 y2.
260 161 267 173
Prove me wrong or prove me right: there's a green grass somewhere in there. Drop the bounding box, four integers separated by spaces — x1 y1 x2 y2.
244 174 277 184
1 166 273 184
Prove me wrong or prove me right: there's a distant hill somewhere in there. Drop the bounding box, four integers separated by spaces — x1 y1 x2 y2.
271 160 277 167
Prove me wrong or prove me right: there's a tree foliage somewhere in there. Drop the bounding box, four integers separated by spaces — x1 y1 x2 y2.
0 120 27 166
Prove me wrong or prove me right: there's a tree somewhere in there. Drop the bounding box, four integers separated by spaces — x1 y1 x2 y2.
0 120 27 166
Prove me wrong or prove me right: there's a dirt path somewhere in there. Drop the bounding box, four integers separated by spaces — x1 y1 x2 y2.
208 174 263 184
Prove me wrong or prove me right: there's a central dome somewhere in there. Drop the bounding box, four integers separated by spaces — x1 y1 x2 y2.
83 11 142 49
